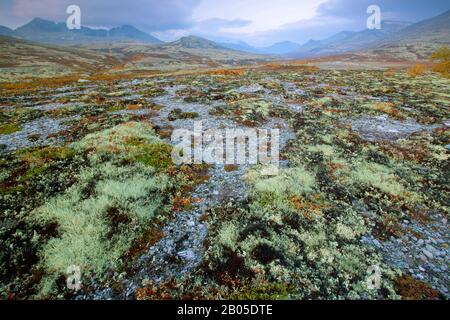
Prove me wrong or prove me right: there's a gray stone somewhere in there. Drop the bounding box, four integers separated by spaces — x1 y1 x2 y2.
372 239 382 248
350 115 442 142
422 249 434 260
178 250 196 261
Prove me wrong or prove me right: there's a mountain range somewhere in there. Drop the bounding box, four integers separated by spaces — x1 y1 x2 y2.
0 18 162 44
287 20 413 58
219 40 302 55
0 9 449 60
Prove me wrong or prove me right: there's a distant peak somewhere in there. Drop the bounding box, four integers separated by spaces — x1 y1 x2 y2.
170 35 225 49
17 17 66 32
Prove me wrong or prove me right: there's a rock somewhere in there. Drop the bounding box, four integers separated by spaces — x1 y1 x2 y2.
187 220 195 227
425 244 441 257
178 250 196 261
349 115 441 142
422 249 434 260
417 239 424 246
372 239 382 249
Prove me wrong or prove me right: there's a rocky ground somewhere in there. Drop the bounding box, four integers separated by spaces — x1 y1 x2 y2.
0 64 448 300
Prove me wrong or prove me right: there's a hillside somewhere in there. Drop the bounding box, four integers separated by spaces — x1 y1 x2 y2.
166 36 226 50
0 26 13 37
289 21 411 58
220 40 302 55
289 11 449 60
83 37 269 73
0 35 119 82
369 10 450 60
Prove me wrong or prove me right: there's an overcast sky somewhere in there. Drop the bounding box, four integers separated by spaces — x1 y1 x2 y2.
0 0 449 46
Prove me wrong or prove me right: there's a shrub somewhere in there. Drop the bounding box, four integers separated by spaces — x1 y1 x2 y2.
395 275 440 300
430 47 450 78
406 64 427 77
0 123 21 135
168 108 199 121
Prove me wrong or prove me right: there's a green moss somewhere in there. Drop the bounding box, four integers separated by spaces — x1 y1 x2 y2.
168 108 199 121
19 165 47 182
0 123 21 135
18 146 76 165
71 121 174 169
108 104 124 112
132 142 173 169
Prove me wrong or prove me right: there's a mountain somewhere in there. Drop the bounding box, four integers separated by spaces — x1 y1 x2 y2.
14 17 67 34
166 36 226 50
108 25 162 43
219 40 260 53
289 20 412 58
259 41 302 55
220 40 301 55
367 10 450 60
0 26 13 36
382 10 450 45
8 18 162 45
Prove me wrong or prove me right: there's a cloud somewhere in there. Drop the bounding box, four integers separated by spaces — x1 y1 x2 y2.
238 0 450 45
4 0 201 31
317 0 450 24
195 18 252 31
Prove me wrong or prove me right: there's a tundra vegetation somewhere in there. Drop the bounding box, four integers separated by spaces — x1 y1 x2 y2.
0 50 448 300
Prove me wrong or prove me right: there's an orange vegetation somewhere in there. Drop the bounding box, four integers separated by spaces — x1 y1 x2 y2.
208 68 247 76
395 275 440 300
430 47 450 78
406 63 427 77
127 104 142 110
372 102 404 119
